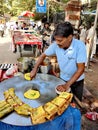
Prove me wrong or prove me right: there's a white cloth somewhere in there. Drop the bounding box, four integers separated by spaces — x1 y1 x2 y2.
86 26 97 66
80 28 87 43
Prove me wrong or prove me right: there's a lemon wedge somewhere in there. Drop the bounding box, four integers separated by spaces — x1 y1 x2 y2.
24 89 40 99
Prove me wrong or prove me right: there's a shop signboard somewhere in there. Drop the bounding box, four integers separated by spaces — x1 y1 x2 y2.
36 0 47 13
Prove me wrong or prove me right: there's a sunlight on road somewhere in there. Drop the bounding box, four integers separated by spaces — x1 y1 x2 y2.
0 35 20 64
0 36 12 45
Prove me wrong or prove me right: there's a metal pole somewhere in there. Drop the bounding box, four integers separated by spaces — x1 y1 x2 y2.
47 0 49 22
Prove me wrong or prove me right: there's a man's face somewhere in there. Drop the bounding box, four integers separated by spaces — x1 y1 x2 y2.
45 24 49 28
54 35 72 49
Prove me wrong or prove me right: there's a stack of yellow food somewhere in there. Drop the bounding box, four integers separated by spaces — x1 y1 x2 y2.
30 106 46 124
43 102 58 120
58 92 73 115
0 100 13 118
30 92 73 124
4 88 32 116
0 87 73 125
51 96 67 115
4 88 23 107
59 92 73 102
14 104 32 116
4 88 15 100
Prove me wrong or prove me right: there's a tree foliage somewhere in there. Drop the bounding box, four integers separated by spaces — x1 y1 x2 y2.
0 0 68 17
0 0 36 16
0 0 97 21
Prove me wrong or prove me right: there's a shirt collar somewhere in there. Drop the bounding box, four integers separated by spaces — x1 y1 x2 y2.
65 38 74 51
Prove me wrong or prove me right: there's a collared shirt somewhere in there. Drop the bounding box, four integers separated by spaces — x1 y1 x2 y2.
44 38 87 81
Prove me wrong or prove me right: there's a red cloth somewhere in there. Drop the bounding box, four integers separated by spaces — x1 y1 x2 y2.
85 112 98 121
0 69 14 82
12 32 42 51
13 33 42 46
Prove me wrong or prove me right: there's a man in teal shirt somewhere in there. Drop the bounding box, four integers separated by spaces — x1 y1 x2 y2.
30 22 87 101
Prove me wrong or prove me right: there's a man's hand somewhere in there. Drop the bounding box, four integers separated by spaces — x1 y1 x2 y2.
30 53 46 79
30 68 37 79
56 82 70 92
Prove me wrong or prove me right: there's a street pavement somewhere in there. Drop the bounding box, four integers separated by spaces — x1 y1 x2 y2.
0 34 20 64
0 34 34 64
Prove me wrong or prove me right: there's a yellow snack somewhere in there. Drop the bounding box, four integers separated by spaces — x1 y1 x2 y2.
14 104 32 116
43 102 58 115
24 73 31 81
24 89 40 99
51 97 66 108
31 106 46 120
59 92 72 100
30 106 47 124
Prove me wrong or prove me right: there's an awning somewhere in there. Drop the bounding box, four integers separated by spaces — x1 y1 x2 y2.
20 11 35 17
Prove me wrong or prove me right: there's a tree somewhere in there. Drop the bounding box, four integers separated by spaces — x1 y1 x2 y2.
0 0 69 20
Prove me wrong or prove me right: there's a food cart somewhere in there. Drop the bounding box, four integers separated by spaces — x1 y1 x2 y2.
12 30 43 57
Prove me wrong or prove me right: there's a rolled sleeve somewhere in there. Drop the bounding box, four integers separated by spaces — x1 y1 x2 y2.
44 42 56 56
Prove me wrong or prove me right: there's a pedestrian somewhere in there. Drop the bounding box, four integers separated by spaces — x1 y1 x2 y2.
40 22 51 51
14 21 19 30
30 22 87 101
79 25 87 43
85 23 97 65
41 15 47 24
21 22 28 30
12 22 19 53
0 22 5 37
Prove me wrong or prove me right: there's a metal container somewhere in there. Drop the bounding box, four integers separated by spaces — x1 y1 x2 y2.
40 65 51 74
17 57 29 73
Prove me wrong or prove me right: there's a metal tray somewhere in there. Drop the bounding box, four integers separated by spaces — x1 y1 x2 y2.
0 73 65 126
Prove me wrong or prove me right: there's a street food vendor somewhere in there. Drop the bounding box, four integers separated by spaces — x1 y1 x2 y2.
30 21 87 101
21 22 28 30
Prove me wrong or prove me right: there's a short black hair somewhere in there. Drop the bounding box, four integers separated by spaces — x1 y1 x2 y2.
44 22 50 26
54 22 73 38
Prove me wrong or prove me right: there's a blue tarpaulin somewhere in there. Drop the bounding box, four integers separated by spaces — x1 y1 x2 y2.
0 106 81 130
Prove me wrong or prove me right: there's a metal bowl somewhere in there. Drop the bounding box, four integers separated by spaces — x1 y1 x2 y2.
40 65 51 74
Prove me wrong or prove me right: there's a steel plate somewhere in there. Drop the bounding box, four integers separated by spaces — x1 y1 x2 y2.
0 73 65 126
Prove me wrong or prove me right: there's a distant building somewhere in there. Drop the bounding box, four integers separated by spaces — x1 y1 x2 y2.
65 0 81 29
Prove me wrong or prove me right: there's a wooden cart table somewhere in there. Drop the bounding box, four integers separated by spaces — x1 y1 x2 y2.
12 30 43 57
